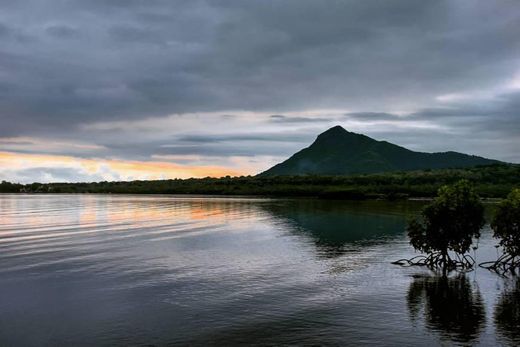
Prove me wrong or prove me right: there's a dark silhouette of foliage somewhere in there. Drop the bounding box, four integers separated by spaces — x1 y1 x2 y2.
407 274 485 344
394 180 485 272
1 164 519 198
480 188 520 274
0 180 23 193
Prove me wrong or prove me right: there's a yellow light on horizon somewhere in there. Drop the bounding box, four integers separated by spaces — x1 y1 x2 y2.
0 151 246 183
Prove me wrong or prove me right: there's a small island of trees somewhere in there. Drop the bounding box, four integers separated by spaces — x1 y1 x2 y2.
394 181 520 276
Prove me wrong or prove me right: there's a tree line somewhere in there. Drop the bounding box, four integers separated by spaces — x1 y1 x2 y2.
1 164 519 198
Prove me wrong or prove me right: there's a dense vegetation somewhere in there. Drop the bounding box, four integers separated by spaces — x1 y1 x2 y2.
481 189 520 274
1 164 519 198
0 181 23 193
260 126 501 176
396 180 485 273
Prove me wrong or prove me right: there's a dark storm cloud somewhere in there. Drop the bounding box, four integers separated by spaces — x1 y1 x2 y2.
1 0 519 137
342 91 520 137
156 131 323 158
108 25 161 44
344 112 402 121
342 91 520 162
409 91 520 135
45 25 79 39
0 0 519 175
177 132 310 143
102 130 316 159
269 115 333 124
154 144 287 157
0 22 10 36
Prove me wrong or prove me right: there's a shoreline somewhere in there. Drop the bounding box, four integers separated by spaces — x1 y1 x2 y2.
0 192 504 203
2 164 518 199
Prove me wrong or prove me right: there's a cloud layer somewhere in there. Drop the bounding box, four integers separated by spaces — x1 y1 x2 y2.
0 1 519 182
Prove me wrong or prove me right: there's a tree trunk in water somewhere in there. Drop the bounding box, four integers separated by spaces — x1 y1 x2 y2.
442 250 448 276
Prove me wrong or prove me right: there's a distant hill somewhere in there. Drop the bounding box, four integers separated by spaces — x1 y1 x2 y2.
259 126 502 176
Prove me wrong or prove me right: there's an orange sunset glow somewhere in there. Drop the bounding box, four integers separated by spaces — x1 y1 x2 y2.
0 151 244 182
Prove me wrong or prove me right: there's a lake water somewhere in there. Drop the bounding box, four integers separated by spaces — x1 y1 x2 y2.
0 194 518 346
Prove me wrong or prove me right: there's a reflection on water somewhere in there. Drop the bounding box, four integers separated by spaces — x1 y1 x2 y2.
262 200 414 258
407 274 485 344
0 194 512 345
495 278 520 345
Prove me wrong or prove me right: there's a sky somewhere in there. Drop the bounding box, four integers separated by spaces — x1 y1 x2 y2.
1 0 519 183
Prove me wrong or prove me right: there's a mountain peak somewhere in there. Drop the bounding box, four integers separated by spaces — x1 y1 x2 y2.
315 125 361 144
327 125 347 132
314 125 374 149
319 125 349 136
259 127 502 176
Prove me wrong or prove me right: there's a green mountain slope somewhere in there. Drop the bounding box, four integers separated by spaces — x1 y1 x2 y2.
259 126 502 176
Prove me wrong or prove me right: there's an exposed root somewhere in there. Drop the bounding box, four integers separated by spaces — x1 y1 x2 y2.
392 251 475 273
479 254 520 276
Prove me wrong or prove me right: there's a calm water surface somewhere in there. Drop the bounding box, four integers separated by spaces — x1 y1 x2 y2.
0 194 518 346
